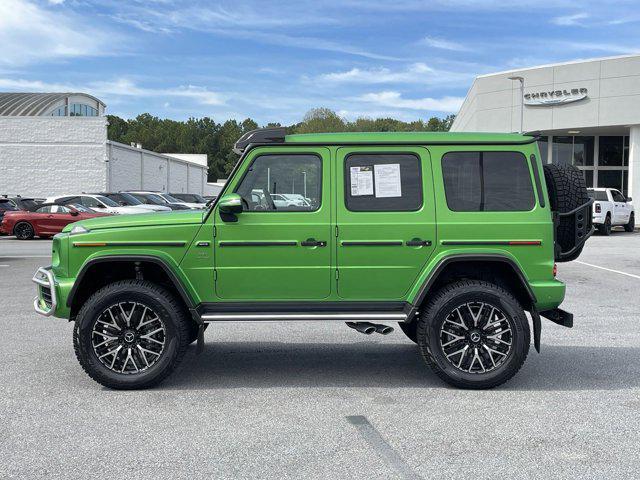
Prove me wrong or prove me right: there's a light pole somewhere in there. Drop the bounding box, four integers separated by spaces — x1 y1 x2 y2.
508 76 525 134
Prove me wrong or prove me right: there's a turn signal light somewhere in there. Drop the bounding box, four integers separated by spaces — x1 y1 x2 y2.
595 203 601 213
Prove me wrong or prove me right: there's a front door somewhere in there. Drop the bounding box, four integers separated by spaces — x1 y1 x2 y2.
335 147 436 300
214 147 332 300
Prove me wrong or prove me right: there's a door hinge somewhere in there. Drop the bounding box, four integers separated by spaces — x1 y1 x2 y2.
214 269 218 281
335 225 339 237
213 225 217 237
335 269 339 280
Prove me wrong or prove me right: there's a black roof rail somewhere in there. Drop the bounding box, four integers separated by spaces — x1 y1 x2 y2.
233 127 286 155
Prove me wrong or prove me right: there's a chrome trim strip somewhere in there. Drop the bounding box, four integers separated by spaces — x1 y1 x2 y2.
201 312 407 322
32 266 57 317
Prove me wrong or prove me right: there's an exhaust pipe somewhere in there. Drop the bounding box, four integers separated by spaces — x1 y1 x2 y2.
345 322 394 335
346 322 376 334
373 324 394 335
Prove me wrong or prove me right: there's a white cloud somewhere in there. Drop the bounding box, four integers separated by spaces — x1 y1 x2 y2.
551 13 589 26
317 63 473 86
356 91 464 112
0 0 112 66
421 36 470 51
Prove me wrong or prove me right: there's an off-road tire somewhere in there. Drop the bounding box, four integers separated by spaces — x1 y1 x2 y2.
416 280 530 389
599 214 612 236
13 221 34 240
624 212 635 232
543 164 589 257
398 321 418 344
73 280 190 390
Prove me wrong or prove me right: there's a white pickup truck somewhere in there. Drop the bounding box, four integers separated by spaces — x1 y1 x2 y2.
587 188 635 235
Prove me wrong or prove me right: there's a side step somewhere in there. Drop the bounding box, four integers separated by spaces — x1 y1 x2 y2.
200 312 407 322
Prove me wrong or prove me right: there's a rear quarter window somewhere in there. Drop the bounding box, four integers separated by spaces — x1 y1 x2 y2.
442 151 535 212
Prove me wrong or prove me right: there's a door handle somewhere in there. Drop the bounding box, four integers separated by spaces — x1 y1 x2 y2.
301 238 327 247
406 238 432 247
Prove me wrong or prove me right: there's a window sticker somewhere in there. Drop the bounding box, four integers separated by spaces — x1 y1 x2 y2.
350 166 374 196
374 163 402 198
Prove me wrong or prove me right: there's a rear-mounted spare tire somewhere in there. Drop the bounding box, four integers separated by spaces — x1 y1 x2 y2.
542 164 592 262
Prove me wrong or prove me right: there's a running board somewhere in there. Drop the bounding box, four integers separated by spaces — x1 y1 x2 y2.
200 312 407 322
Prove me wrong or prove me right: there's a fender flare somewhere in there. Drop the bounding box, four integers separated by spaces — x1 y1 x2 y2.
66 255 196 310
409 253 537 314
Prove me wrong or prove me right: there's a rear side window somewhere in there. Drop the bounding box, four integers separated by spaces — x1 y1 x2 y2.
442 152 535 211
344 153 422 211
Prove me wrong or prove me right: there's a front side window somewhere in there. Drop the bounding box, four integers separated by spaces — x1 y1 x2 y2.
235 154 321 212
442 151 535 212
36 206 53 213
344 154 422 212
611 190 626 202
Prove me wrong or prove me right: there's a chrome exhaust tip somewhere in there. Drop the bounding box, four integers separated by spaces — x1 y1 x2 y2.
374 324 394 335
345 322 376 335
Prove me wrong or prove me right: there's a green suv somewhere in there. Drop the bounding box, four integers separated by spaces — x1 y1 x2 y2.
33 128 592 390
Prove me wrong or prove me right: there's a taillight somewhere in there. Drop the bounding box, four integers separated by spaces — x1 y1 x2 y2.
595 203 601 213
553 263 558 277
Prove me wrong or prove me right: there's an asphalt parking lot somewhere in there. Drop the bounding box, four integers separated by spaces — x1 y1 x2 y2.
1 232 640 479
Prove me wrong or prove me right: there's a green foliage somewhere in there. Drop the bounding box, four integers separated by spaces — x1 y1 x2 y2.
106 109 455 181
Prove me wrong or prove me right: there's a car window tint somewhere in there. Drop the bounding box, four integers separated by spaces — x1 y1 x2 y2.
235 154 321 212
612 190 625 202
344 154 422 212
442 152 535 212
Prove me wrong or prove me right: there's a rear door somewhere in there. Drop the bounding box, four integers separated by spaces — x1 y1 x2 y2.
335 147 436 300
214 147 332 300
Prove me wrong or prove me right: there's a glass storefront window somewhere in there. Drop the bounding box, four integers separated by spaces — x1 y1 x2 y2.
583 170 594 188
624 136 629 166
597 170 623 189
552 136 573 165
599 136 624 166
573 136 594 166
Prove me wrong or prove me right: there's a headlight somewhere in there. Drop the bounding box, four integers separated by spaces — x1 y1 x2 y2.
69 225 90 235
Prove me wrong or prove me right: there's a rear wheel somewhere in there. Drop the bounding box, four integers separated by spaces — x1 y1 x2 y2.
73 280 190 389
625 212 635 232
416 280 530 389
13 221 34 240
599 214 612 236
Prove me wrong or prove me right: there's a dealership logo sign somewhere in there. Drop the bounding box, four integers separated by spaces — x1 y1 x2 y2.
524 88 588 106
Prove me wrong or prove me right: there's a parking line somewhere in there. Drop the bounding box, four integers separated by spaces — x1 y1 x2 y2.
575 261 640 280
0 255 51 258
346 415 421 479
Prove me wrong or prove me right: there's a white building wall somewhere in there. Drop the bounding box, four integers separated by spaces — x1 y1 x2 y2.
106 141 207 194
0 117 107 197
168 162 188 192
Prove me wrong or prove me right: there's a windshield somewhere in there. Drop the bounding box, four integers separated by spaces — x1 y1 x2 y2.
172 193 205 203
587 190 608 201
19 199 39 209
68 203 93 213
96 195 119 207
161 194 182 203
106 193 142 205
0 201 17 211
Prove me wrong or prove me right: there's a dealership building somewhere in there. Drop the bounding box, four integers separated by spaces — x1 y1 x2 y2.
451 54 640 212
0 92 210 198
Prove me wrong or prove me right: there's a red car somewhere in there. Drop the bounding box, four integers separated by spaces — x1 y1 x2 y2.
0 203 110 240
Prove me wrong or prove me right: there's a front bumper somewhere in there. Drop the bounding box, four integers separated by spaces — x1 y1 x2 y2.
32 266 57 316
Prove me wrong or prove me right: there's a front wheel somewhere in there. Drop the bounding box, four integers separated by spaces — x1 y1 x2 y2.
417 280 530 389
625 212 635 232
73 280 191 389
13 221 34 240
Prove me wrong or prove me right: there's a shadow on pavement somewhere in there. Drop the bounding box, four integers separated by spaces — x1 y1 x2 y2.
163 341 640 392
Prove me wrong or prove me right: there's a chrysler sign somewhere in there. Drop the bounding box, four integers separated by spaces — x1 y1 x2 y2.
524 88 588 106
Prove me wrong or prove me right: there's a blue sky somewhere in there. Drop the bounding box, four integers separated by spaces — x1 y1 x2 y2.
1 0 639 124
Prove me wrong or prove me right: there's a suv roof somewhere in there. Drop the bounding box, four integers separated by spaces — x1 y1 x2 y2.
233 128 538 154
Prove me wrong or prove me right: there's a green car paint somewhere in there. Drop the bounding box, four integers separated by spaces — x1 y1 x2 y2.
36 132 566 321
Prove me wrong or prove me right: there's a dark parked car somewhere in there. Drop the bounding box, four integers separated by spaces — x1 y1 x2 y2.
1 203 110 240
0 199 19 231
94 192 172 212
1 196 43 211
127 192 191 210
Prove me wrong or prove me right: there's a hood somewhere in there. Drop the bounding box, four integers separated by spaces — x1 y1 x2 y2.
62 210 205 232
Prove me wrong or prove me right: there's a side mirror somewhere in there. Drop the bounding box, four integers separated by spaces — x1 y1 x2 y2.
627 197 632 202
119 201 127 206
218 193 243 215
94 204 105 208
70 211 79 217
